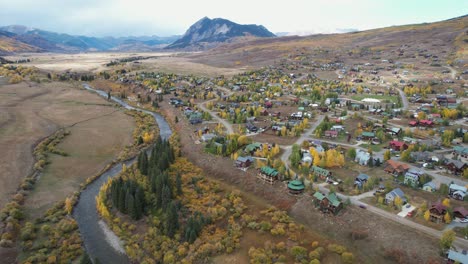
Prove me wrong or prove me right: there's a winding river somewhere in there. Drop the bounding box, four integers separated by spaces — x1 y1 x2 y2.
73 84 172 263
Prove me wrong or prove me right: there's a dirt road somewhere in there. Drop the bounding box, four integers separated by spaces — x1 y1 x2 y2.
197 86 234 134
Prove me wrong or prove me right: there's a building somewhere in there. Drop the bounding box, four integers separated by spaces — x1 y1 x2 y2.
287 180 305 194
453 146 468 158
324 130 338 138
354 173 369 189
235 156 254 168
453 207 468 219
422 181 437 192
384 160 410 176
361 131 375 140
257 166 279 184
389 140 408 151
404 171 420 187
449 184 467 200
313 192 343 215
429 202 447 223
245 143 262 154
385 188 406 204
301 152 313 164
355 149 371 165
201 133 216 142
446 160 467 175
447 249 468 264
310 166 331 179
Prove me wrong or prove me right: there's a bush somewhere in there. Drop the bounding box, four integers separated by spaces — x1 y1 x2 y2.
342 252 355 264
327 244 346 255
310 259 321 264
0 239 14 248
290 246 308 261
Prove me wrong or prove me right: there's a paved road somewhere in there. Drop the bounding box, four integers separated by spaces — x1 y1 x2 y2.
280 115 325 168
395 87 409 110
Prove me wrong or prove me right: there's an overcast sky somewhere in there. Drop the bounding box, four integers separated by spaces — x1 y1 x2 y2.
0 0 466 37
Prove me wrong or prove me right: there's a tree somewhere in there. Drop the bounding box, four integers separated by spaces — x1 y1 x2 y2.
384 150 391 161
65 197 73 215
442 198 450 207
439 230 455 251
424 210 430 221
347 148 356 160
79 253 92 264
175 116 179 123
439 184 449 195
165 202 179 238
444 212 452 224
176 173 182 196
394 197 403 208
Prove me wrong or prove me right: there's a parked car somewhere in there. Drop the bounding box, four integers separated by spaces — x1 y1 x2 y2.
359 204 367 209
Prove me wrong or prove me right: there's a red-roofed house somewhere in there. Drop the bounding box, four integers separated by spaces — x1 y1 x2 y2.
384 160 410 176
389 140 408 151
409 120 418 127
419 120 434 127
324 130 338 138
453 207 468 219
430 113 441 119
429 202 447 223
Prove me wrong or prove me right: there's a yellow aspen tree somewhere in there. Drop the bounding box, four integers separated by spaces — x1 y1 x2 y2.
65 197 73 215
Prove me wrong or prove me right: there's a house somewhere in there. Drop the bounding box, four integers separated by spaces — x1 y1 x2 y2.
313 192 343 214
324 130 338 138
235 156 254 168
446 160 467 175
449 184 467 200
361 132 375 140
264 101 273 108
404 171 420 187
354 173 369 189
418 139 441 150
386 127 402 136
301 152 313 164
258 166 279 184
408 120 418 127
447 249 468 264
384 160 410 176
385 188 406 204
389 140 408 151
422 181 437 192
453 207 468 219
453 146 468 158
410 151 431 162
245 143 262 154
310 166 331 179
403 137 418 144
429 202 447 223
331 125 345 131
288 180 305 194
419 119 434 127
355 149 371 165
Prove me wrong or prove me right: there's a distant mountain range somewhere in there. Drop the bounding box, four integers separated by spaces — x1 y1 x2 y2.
0 25 180 54
0 18 276 54
166 17 275 49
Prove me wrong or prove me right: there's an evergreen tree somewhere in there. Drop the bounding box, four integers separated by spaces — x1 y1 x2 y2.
79 252 92 264
176 173 182 196
161 185 172 212
165 202 179 237
127 194 136 220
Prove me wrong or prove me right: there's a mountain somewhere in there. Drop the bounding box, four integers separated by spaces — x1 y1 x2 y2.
166 17 275 49
0 25 179 53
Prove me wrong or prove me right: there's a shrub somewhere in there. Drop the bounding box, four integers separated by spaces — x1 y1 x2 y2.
342 252 355 264
327 244 346 255
290 246 308 261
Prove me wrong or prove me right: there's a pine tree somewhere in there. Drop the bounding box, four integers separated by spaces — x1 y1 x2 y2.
176 173 182 196
80 252 92 264
161 185 172 212
165 202 179 238
127 194 136 220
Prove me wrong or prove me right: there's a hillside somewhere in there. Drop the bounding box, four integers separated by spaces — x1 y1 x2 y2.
166 17 275 50
191 15 468 68
0 26 179 53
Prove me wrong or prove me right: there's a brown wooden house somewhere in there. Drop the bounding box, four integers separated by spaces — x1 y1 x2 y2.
384 160 410 176
429 202 447 223
313 192 343 215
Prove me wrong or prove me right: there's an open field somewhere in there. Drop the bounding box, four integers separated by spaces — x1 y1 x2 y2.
0 81 134 214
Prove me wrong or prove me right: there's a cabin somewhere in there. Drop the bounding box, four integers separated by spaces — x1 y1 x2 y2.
384 160 410 176
419 119 434 127
386 127 402 136
408 120 418 127
287 180 305 194
245 143 262 154
258 166 279 184
313 192 343 215
403 171 420 187
355 149 371 166
453 146 468 158
429 202 447 223
389 140 408 151
235 156 254 168
310 166 331 179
